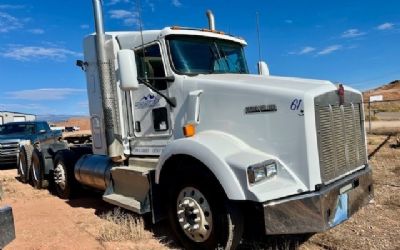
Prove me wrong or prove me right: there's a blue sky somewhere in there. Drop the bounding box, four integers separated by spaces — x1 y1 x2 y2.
0 0 399 116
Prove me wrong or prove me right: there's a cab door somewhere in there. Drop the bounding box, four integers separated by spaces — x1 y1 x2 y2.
131 43 172 146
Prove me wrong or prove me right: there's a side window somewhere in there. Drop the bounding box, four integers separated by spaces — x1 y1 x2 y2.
36 123 44 133
42 122 50 132
135 44 167 91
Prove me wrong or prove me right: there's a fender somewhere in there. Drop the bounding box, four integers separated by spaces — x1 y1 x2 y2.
156 131 247 200
155 130 302 201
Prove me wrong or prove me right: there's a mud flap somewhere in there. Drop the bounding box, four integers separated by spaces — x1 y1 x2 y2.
0 206 16 248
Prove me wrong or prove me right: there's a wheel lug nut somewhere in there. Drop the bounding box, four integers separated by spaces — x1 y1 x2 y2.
183 200 189 205
183 223 190 230
194 217 200 222
193 209 200 214
177 209 184 215
188 202 195 207
178 218 184 223
192 224 199 230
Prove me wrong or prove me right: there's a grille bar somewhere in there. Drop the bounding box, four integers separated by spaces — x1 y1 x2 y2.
0 143 19 156
316 99 367 183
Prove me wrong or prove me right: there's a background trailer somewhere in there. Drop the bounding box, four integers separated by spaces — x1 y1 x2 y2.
0 111 36 125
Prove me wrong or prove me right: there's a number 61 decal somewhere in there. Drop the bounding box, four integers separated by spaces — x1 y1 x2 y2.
290 99 302 110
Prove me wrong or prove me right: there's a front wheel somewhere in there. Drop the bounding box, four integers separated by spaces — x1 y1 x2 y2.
167 168 243 250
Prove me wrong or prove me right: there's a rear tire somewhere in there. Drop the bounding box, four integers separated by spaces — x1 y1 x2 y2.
167 164 244 250
53 150 78 199
18 144 33 183
30 148 48 189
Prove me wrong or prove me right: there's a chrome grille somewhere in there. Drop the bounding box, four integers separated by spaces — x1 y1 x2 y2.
0 142 19 157
316 102 367 183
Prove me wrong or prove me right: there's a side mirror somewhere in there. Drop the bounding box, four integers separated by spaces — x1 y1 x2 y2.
257 61 270 76
117 50 139 91
39 129 46 134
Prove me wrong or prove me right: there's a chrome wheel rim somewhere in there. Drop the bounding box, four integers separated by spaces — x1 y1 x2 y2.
32 161 40 182
176 187 213 242
19 157 25 176
54 163 66 190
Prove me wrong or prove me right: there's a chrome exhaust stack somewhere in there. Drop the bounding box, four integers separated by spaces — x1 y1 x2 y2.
92 0 125 162
206 10 215 31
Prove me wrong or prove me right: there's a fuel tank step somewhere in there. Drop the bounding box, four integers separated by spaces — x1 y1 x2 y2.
102 166 155 214
103 193 143 214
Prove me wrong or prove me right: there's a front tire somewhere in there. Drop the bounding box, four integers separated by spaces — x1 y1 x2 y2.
167 166 243 250
18 144 33 183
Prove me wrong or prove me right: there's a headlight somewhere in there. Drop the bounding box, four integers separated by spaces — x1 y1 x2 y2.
247 161 277 184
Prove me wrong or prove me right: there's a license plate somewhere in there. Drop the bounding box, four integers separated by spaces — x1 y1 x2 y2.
330 193 349 227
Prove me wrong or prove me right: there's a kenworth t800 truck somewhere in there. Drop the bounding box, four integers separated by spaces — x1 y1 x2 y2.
27 1 374 249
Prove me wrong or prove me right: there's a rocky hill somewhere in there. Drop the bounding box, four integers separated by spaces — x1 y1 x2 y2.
363 80 400 101
53 117 91 131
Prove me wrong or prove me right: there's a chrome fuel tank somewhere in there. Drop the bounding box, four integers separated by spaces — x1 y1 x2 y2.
74 154 114 190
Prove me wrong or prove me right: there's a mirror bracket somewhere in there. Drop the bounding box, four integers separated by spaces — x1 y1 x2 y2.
257 61 270 76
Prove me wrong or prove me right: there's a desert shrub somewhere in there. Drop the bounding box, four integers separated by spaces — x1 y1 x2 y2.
98 207 147 241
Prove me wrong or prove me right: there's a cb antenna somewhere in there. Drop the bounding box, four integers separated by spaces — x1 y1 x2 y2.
256 11 262 62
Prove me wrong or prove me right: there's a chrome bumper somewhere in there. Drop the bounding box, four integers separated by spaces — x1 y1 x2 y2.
263 166 373 234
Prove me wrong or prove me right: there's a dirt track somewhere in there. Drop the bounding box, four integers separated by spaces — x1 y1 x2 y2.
0 169 168 250
1 134 399 250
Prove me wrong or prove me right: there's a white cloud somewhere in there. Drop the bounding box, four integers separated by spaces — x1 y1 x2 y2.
78 101 89 109
107 0 130 5
0 12 23 33
6 88 86 101
299 46 315 55
289 46 316 55
317 45 342 55
0 5 26 10
341 29 366 38
108 0 120 5
80 24 89 29
377 22 394 30
285 19 293 24
0 103 44 111
172 0 182 7
1 45 82 61
146 0 155 12
28 28 44 34
109 9 131 19
109 9 140 26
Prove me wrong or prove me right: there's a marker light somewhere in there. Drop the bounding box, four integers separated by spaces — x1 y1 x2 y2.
183 124 196 137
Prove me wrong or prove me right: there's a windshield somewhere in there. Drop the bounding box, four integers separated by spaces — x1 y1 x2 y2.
167 35 249 75
0 123 35 135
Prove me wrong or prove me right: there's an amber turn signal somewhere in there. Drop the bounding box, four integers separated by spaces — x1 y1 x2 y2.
183 124 196 137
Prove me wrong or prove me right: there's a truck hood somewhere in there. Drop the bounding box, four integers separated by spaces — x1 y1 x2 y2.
189 74 360 96
0 134 31 141
178 73 363 198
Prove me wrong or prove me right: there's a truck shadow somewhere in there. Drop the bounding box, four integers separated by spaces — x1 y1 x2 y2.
238 234 312 250
64 189 180 249
63 189 309 250
0 164 17 171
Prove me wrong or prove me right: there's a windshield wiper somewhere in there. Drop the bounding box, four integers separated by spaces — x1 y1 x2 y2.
213 42 231 72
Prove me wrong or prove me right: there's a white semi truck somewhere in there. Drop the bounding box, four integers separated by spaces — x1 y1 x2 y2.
24 1 374 249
